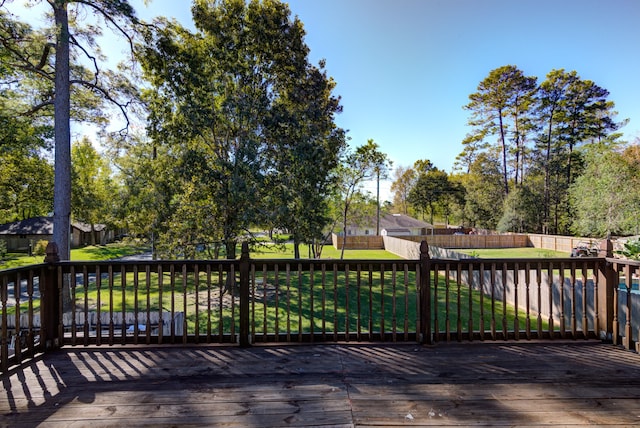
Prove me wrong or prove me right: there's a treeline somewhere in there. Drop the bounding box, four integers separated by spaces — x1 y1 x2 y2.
1 2 638 262
391 65 640 237
0 0 391 259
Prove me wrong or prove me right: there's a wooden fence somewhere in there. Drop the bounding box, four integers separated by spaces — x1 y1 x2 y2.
1 240 638 374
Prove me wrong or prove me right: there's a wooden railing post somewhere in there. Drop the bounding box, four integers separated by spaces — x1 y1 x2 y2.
41 242 61 350
597 238 615 342
419 240 432 344
238 242 250 347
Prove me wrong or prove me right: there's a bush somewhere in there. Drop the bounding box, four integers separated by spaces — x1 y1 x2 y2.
34 240 49 256
616 238 640 260
0 240 6 260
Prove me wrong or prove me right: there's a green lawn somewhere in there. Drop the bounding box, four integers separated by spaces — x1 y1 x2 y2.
458 247 569 258
250 242 402 259
0 243 148 270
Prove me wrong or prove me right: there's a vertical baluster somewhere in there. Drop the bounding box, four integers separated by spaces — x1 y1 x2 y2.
333 264 338 342
378 264 384 341
170 264 176 342
310 263 315 342
479 263 485 341
345 263 350 342
216 265 223 341
83 265 90 346
133 265 139 344
433 263 439 343
593 260 599 341
95 265 102 346
581 262 588 339
612 264 619 345
404 264 410 341
525 262 531 340
68 266 76 345
368 265 373 341
194 264 200 342
392 264 397 342
120 265 126 345
445 263 451 342
230 264 236 343
158 264 164 345
624 264 633 349
456 264 462 341
14 272 21 358
559 263 565 339
274 264 280 341
547 263 554 339
467 264 473 341
536 262 543 338
295 263 301 342
108 265 114 346
491 263 496 340
570 261 577 339
502 263 508 340
27 269 35 356
513 262 519 341
205 264 211 343
263 264 268 342
356 264 362 341
286 263 291 342
321 263 327 341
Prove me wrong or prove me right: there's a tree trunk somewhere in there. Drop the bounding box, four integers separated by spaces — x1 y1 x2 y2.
52 2 72 313
53 2 71 262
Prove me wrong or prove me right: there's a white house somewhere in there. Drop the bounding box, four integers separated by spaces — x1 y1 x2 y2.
345 214 433 236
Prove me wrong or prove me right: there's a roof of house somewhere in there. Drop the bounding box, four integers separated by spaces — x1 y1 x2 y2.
0 217 106 235
380 214 433 230
0 216 53 235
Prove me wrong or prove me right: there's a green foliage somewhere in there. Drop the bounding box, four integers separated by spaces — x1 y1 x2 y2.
615 238 640 261
0 240 6 260
33 240 49 256
570 148 640 237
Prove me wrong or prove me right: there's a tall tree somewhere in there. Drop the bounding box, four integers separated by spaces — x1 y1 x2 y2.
265 59 346 259
536 69 622 234
569 146 640 237
1 1 141 259
464 65 537 196
141 0 332 259
390 165 416 215
71 137 115 244
336 140 387 259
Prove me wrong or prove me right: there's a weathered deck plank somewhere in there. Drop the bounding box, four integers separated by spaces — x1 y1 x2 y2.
2 341 640 427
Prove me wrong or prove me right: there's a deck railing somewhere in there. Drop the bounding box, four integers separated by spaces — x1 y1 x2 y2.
2 240 639 373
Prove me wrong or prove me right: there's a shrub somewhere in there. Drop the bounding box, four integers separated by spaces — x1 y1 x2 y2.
616 238 640 260
34 240 50 256
0 240 6 260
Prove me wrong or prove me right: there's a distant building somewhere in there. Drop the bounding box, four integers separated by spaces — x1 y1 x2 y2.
0 216 111 252
345 214 433 236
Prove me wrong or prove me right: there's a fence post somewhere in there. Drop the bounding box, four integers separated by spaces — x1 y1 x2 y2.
419 240 432 344
41 242 61 350
597 238 615 342
238 242 250 347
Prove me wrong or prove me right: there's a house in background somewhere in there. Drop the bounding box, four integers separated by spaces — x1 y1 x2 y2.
345 213 433 237
0 216 111 252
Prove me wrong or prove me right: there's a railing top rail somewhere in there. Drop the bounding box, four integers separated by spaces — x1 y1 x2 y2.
0 263 48 275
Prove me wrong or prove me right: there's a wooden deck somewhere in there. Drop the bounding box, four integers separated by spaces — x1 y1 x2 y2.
2 341 640 427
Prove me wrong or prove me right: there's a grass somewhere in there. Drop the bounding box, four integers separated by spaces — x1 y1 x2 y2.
0 242 148 270
58 262 546 337
458 247 569 258
249 242 402 260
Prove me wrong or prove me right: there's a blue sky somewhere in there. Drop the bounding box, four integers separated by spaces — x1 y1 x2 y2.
130 0 640 198
14 0 640 199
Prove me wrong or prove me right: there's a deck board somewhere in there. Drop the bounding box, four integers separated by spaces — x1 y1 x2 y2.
2 341 640 427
